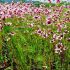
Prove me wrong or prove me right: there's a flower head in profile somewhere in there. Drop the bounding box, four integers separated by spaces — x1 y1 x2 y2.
8 32 16 36
33 15 41 20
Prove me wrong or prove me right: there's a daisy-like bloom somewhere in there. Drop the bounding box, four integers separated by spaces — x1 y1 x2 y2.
55 43 66 54
5 22 12 26
8 32 16 36
67 38 70 42
36 28 48 38
54 32 64 41
44 8 49 14
56 23 64 32
33 8 41 14
42 33 48 38
46 17 52 25
55 44 60 54
53 34 57 40
28 23 34 27
36 28 42 35
47 20 51 24
60 33 64 38
33 15 41 20
50 39 55 43
64 30 69 34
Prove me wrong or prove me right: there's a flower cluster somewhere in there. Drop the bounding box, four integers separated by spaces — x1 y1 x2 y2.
36 28 48 38
55 43 66 54
0 2 69 20
0 2 70 54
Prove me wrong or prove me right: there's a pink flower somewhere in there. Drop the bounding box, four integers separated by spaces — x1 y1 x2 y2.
42 33 48 38
55 43 66 54
56 23 63 32
46 18 52 24
48 0 51 3
44 9 49 15
34 15 41 19
47 20 51 24
56 0 60 3
36 29 42 34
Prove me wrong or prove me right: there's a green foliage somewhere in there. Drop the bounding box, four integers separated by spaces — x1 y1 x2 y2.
33 1 42 7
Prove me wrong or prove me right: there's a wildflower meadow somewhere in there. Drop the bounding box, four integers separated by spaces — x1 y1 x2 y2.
0 1 70 70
